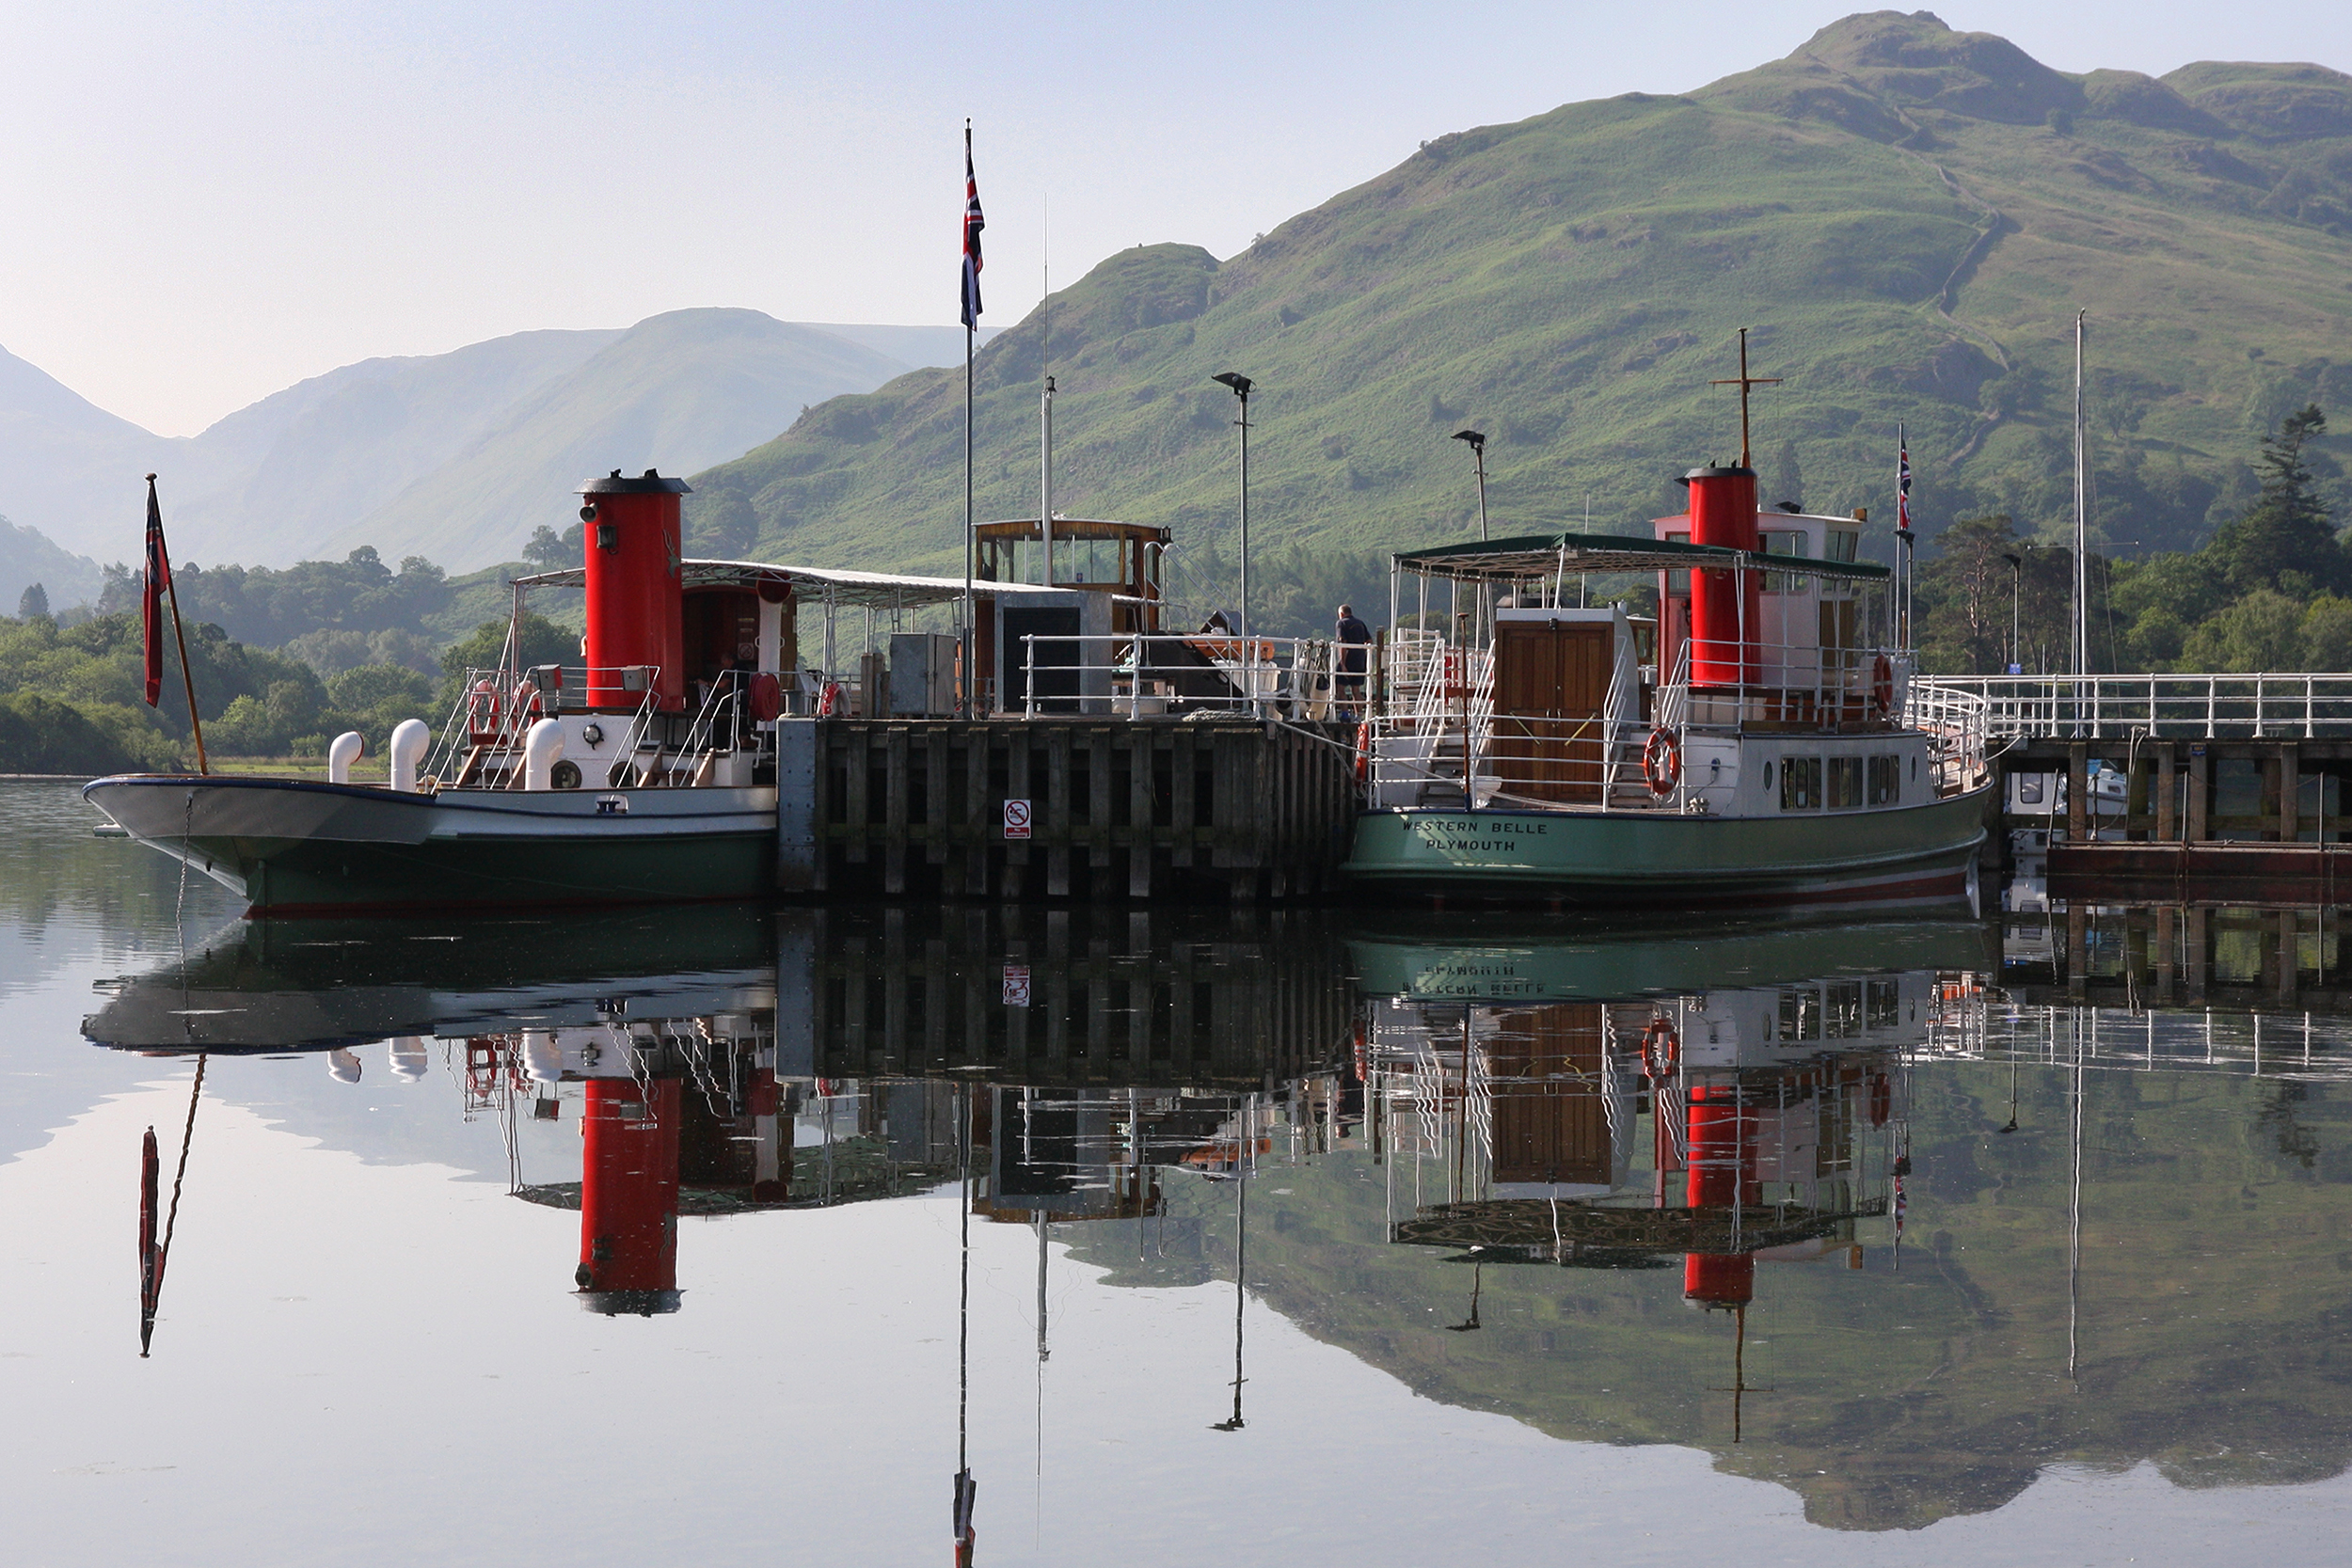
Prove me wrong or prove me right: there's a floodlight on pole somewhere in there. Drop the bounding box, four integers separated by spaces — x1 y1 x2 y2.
1452 429 1488 541
2002 551 2024 674
1213 372 1254 638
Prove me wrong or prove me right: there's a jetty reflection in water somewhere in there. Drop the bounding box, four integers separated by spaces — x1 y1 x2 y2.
80 900 2352 1536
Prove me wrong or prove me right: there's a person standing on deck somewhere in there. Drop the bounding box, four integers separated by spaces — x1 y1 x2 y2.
1334 604 1372 719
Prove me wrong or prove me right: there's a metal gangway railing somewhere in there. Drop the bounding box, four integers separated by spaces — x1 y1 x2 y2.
1915 673 2352 741
1014 632 1360 720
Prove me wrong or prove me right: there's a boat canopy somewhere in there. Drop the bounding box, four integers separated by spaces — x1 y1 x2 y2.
512 558 1087 610
1391 531 1892 585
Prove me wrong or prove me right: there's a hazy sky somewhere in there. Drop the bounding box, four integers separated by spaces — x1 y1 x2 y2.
4 1 2346 436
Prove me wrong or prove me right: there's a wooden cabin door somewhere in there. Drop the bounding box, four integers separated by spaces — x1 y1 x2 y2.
1489 620 1613 803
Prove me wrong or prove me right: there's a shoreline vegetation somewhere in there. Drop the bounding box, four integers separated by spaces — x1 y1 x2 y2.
0 407 2338 776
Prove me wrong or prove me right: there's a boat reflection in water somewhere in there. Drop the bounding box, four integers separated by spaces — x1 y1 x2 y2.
81 900 2352 1534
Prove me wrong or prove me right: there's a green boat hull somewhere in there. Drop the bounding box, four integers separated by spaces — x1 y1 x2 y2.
84 773 776 915
1346 784 1993 908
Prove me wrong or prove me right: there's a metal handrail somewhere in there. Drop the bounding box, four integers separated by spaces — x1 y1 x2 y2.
1914 673 2352 740
1014 633 1348 719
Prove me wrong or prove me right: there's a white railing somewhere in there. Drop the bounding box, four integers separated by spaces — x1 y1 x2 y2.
1902 675 1992 793
1916 673 2352 740
425 665 660 789
1014 633 1359 720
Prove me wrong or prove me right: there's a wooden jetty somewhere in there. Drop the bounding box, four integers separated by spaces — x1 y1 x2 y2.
791 905 1355 1085
775 717 1359 903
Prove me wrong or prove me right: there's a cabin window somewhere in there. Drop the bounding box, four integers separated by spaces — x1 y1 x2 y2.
1828 755 1863 809
1825 981 1862 1039
1867 754 1900 805
1665 531 1691 595
1778 989 1820 1042
1820 530 1860 601
1780 756 1822 811
2016 774 2043 804
1866 979 1900 1030
1762 531 1808 594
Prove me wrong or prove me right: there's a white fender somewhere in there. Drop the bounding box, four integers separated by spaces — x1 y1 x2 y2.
388 719 431 792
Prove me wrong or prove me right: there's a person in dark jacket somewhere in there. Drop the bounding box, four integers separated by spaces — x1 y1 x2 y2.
1334 604 1372 718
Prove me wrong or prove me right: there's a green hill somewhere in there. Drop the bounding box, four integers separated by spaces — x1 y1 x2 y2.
690 12 2352 628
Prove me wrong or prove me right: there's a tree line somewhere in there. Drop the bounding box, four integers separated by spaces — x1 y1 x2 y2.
1917 405 2344 674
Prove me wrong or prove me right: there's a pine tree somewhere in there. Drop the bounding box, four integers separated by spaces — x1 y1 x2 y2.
2208 404 2335 594
15 582 48 620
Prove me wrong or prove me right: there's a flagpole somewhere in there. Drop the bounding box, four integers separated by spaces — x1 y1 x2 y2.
149 475 209 774
961 120 979 717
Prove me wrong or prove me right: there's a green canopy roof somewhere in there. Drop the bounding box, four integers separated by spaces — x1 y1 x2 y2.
1391 531 1891 584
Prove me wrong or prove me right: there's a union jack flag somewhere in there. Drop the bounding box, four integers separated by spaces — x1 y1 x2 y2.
1896 425 1913 533
960 127 984 330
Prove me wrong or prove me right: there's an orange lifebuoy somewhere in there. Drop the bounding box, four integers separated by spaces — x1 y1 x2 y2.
511 678 544 723
1643 727 1681 797
1640 1016 1679 1079
467 679 502 742
1871 654 1895 716
1354 720 1372 785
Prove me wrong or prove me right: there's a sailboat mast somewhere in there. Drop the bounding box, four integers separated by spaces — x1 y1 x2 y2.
2073 309 2090 678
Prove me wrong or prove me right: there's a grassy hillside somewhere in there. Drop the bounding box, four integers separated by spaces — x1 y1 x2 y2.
691 12 2352 631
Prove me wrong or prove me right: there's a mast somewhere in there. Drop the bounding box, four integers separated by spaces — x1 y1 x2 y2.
1041 204 1055 587
1040 377 1056 585
2073 309 2090 679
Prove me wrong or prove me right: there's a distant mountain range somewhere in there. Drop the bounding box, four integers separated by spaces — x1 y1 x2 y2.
0 314 969 606
691 11 2352 612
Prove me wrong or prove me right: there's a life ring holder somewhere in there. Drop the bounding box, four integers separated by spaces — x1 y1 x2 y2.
1642 727 1681 798
817 680 844 718
1640 1016 1679 1080
1870 654 1895 716
466 679 502 743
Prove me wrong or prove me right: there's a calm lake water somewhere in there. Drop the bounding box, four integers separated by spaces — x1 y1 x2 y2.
7 777 2352 1566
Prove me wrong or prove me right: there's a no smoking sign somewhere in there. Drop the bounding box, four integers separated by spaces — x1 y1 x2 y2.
1003 798 1032 840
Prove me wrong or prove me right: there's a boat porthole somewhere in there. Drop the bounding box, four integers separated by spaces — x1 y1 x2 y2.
550 760 583 790
1763 761 1773 788
1911 755 1918 781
